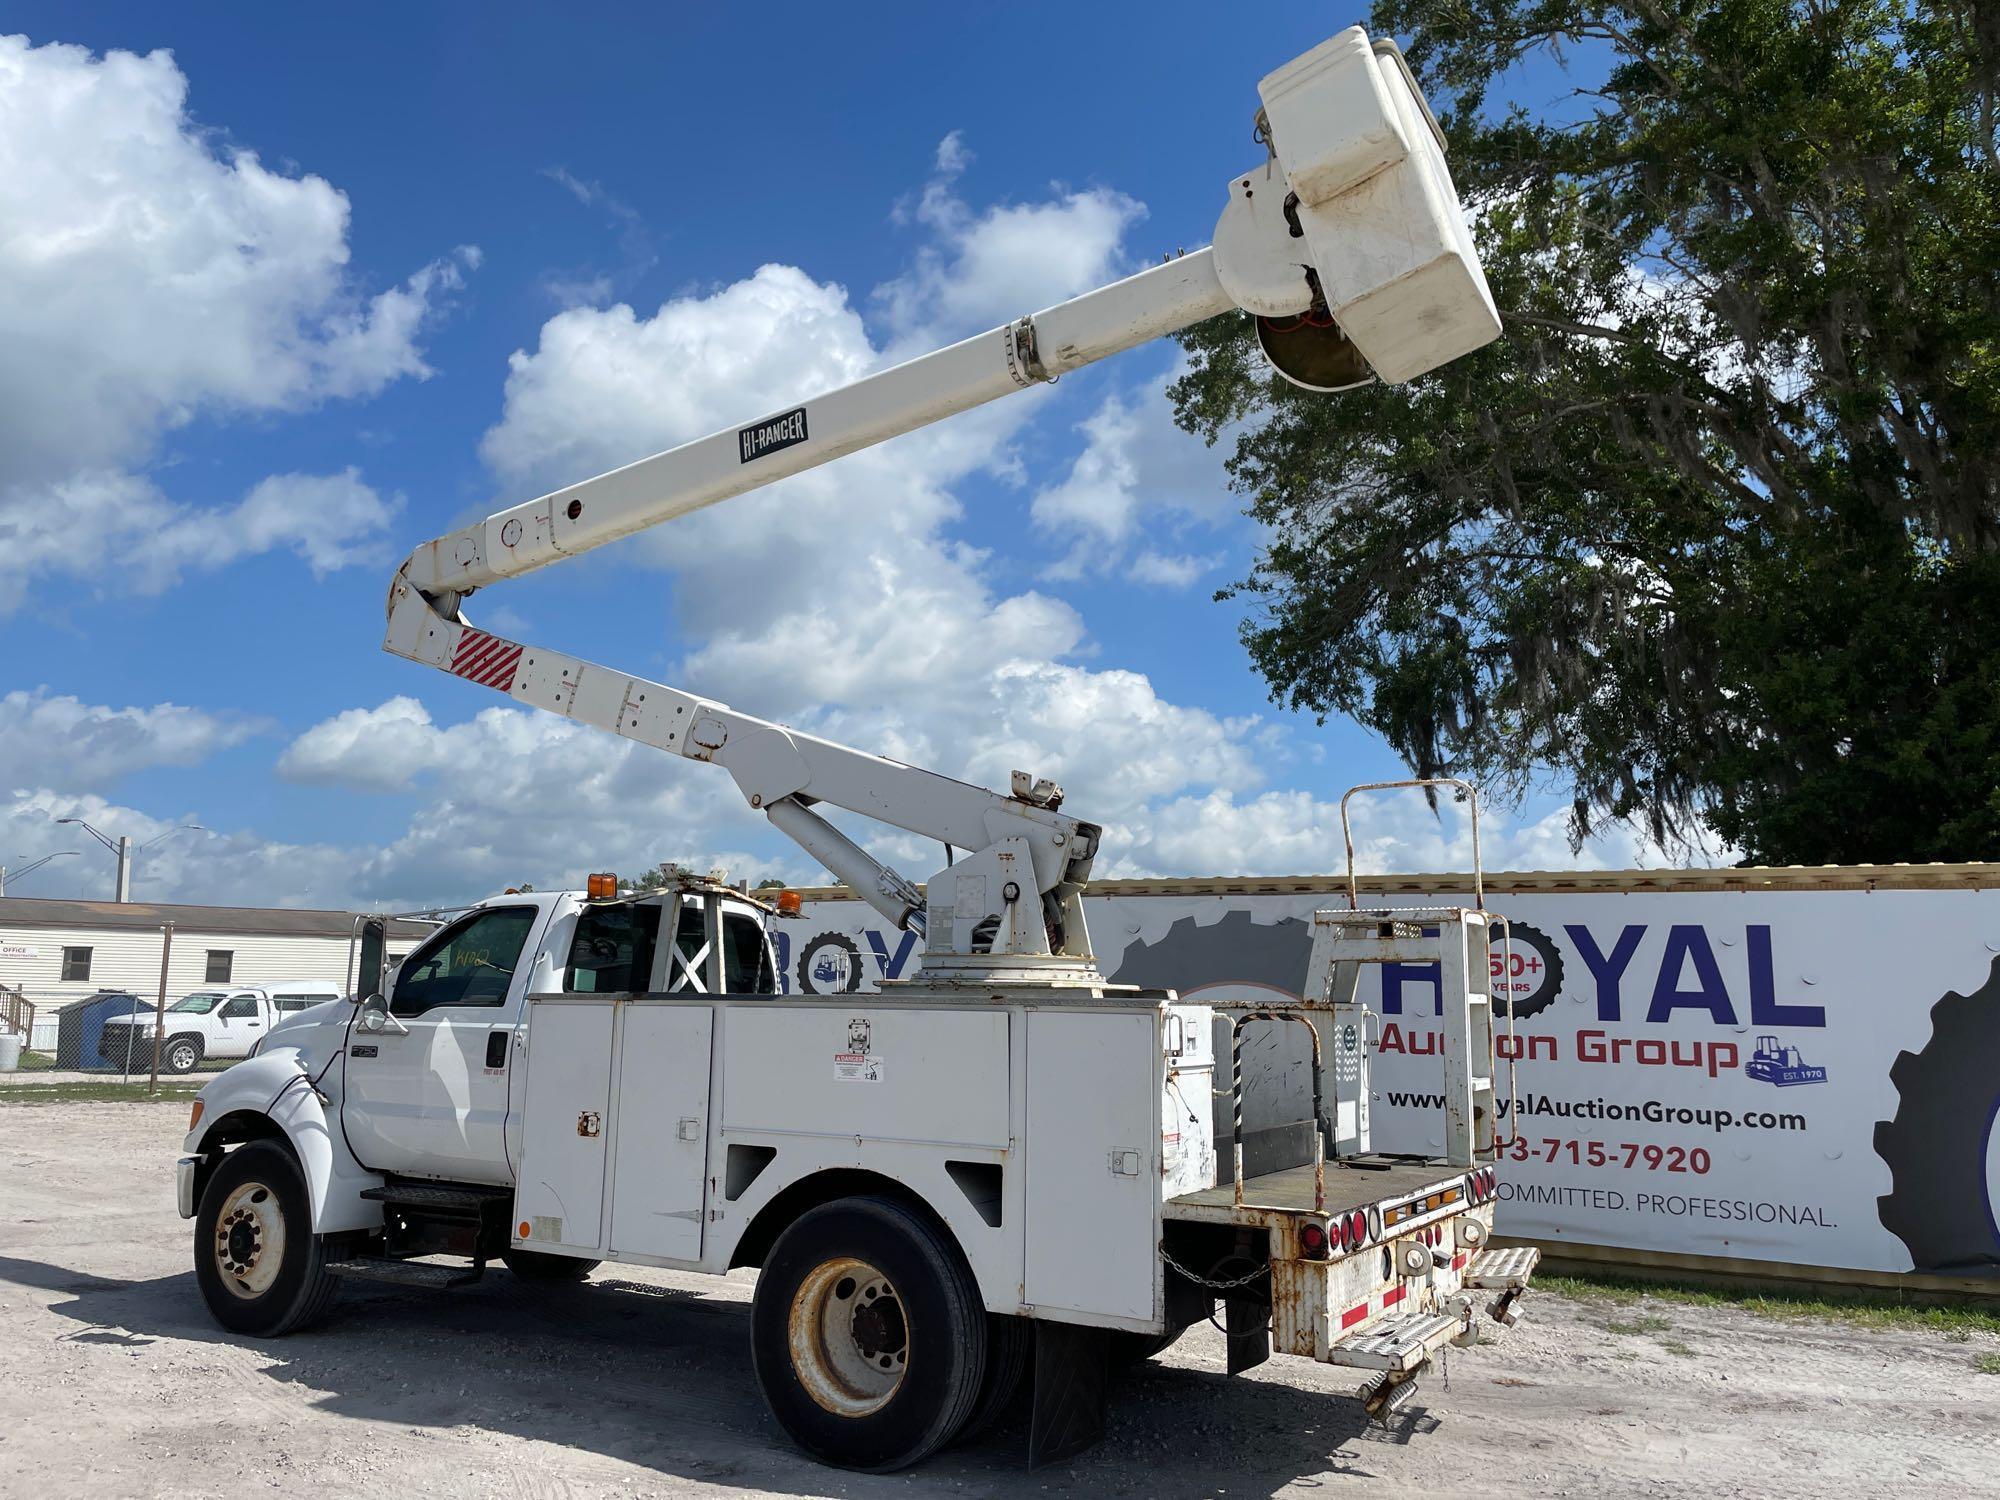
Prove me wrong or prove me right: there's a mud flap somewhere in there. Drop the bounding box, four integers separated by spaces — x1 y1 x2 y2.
1029 1322 1109 1468
1225 1293 1270 1375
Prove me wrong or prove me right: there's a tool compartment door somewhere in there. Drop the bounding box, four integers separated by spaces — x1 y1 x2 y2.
607 1003 713 1262
513 997 615 1254
1023 1009 1161 1328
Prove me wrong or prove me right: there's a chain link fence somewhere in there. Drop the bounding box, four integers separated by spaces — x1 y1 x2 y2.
1 984 247 1082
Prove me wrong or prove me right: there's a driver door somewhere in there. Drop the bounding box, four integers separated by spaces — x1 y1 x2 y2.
341 904 545 1185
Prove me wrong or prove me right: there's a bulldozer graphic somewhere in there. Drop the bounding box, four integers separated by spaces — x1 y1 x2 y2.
1743 1035 1828 1087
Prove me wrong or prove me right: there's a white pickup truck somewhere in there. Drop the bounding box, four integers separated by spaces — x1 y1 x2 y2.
100 982 343 1074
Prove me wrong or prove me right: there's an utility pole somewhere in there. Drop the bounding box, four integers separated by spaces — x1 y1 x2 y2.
149 922 173 1094
115 836 132 904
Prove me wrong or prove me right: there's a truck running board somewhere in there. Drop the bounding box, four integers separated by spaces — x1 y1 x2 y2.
1462 1245 1540 1290
1324 1311 1461 1373
326 1257 486 1289
360 1182 514 1218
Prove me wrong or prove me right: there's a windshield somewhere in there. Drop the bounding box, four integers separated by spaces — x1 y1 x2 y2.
168 992 225 1014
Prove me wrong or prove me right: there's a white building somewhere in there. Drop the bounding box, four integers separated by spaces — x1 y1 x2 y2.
0 896 431 1017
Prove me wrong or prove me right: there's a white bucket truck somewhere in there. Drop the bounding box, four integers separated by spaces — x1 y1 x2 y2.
177 29 1537 1470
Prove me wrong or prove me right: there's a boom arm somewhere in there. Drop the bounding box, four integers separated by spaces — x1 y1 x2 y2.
383 27 1501 983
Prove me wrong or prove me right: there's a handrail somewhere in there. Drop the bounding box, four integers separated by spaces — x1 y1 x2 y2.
1340 777 1483 912
1488 914 1520 1155
1230 1010 1325 1215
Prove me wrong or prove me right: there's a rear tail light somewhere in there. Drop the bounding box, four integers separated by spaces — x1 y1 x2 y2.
1346 1208 1368 1249
1299 1221 1330 1260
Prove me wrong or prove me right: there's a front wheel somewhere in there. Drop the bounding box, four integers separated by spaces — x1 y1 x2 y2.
751 1196 985 1471
193 1140 338 1336
163 1035 202 1074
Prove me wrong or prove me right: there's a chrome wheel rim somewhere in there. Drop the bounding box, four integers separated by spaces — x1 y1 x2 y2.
213 1180 287 1299
788 1256 908 1417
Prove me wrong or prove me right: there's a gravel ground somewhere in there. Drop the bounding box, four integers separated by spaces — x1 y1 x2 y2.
3 1102 1998 1499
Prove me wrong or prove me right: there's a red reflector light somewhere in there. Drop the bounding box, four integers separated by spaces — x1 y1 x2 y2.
1300 1222 1330 1259
1346 1208 1368 1248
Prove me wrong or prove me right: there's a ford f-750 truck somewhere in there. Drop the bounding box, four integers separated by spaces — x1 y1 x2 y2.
174 27 1536 1471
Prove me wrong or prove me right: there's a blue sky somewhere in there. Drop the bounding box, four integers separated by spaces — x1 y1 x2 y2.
0 4 1659 909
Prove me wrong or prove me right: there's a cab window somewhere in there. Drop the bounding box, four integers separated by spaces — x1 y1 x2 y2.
220 995 260 1020
722 911 774 993
391 906 537 1016
667 899 707 989
565 903 658 993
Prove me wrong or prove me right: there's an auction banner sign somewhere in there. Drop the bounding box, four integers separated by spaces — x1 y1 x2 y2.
779 875 2000 1281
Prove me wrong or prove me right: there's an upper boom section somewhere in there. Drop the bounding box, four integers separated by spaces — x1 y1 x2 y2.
399 30 1499 607
404 254 1234 601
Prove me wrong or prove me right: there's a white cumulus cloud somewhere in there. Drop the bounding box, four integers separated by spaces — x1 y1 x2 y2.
0 467 400 611
0 34 473 612
1030 363 1240 583
0 688 259 796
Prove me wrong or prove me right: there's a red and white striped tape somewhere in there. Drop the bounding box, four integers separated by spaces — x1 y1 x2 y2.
451 628 524 691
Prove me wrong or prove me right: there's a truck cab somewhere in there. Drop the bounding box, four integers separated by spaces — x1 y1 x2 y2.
335 878 775 1185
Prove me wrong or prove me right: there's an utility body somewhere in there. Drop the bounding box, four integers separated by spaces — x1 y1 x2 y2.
179 28 1537 1471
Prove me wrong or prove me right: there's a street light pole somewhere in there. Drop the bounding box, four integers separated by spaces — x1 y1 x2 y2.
0 850 80 896
52 819 202 902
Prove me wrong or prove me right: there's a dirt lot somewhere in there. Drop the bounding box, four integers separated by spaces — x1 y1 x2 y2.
2 1102 1997 1500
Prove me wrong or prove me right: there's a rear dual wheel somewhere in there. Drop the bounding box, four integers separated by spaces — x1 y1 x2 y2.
751 1196 986 1471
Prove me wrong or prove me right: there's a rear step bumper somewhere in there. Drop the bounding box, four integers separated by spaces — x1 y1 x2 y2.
1463 1245 1539 1289
1325 1311 1462 1373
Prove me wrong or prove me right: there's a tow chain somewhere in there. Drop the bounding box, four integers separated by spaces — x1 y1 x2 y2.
1158 1243 1269 1292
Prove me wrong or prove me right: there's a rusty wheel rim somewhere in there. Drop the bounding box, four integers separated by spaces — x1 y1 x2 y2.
788 1256 908 1417
213 1180 287 1299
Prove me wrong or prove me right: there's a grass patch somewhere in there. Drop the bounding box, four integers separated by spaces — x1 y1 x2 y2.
1540 1272 2000 1338
1658 1338 1701 1358
0 1081 200 1104
1604 1313 1674 1335
15 1049 58 1071
1977 1354 2000 1376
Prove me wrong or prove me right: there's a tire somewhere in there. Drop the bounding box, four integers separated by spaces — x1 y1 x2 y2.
164 1035 203 1075
193 1140 339 1336
502 1248 599 1282
956 1313 1032 1444
751 1195 985 1471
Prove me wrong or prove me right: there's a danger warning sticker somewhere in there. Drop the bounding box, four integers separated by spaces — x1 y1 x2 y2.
833 1052 885 1083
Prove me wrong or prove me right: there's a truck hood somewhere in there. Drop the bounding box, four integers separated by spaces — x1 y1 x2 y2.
254 1003 350 1068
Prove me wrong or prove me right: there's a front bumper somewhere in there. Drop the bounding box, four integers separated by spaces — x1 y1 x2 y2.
176 1155 199 1219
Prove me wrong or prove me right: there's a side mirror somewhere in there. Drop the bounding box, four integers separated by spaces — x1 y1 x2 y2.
355 990 407 1036
354 917 388 1004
